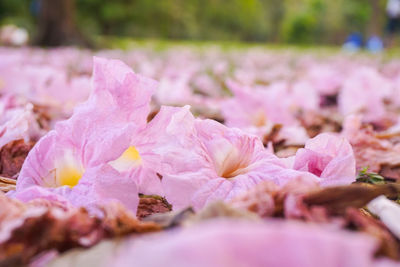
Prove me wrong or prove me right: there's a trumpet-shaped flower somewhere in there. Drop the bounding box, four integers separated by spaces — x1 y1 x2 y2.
293 133 356 186
162 118 318 210
110 105 197 196
220 81 309 144
13 57 158 213
221 81 296 130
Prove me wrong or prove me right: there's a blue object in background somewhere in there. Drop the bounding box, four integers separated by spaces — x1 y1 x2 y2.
342 33 363 52
366 35 384 53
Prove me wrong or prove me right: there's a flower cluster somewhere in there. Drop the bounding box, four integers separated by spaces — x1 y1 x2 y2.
0 56 355 215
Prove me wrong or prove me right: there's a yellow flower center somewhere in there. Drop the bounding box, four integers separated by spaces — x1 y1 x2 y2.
56 165 83 187
121 146 141 161
109 146 142 172
54 150 84 188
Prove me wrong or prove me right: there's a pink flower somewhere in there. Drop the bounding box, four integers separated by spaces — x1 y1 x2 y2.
305 63 343 95
289 81 319 111
114 105 196 196
13 57 158 213
162 118 317 210
293 133 356 186
1 63 91 116
221 81 296 130
220 81 310 143
338 67 391 122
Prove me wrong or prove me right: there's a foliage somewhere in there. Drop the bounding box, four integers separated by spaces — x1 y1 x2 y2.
0 0 388 44
0 0 34 32
356 167 386 185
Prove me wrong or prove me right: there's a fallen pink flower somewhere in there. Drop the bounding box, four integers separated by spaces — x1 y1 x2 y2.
221 81 297 131
293 133 356 186
305 63 343 95
162 118 318 210
12 57 158 213
338 67 392 122
342 115 400 173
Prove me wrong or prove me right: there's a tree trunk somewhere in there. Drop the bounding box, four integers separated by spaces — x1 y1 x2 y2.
35 0 92 47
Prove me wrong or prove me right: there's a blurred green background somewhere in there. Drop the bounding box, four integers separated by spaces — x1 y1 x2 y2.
0 0 386 45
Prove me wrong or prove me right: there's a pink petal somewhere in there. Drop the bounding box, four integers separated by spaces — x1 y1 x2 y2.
111 219 378 267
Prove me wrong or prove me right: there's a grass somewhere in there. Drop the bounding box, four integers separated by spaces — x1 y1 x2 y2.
96 35 339 51
94 35 400 61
